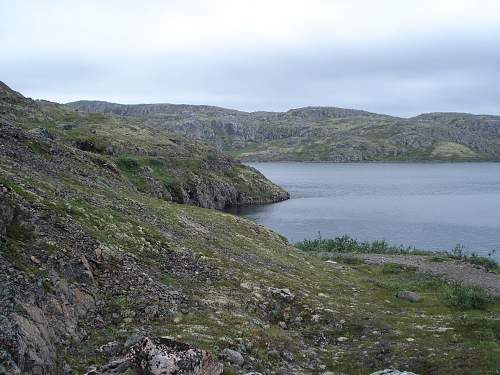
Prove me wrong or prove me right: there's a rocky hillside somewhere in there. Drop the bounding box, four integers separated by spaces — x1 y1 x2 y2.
1 83 499 374
68 101 500 162
0 83 288 210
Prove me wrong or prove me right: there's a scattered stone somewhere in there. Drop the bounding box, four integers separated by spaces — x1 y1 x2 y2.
268 349 280 359
311 314 321 323
370 370 417 375
268 287 295 303
240 281 253 290
396 291 421 302
281 351 294 362
219 348 244 366
96 341 121 356
337 337 348 342
30 255 41 265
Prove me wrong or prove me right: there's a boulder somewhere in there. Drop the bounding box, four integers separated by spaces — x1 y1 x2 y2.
126 336 223 375
219 348 244 366
396 291 421 303
370 370 418 375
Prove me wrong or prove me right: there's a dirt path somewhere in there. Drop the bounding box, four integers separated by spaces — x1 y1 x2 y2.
357 254 500 296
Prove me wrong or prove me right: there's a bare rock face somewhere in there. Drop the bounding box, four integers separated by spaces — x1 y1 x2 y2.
126 336 223 375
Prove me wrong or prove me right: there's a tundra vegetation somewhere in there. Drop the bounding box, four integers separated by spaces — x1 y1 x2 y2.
0 82 499 374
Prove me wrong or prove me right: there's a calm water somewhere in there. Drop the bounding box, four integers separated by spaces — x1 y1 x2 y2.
228 162 500 261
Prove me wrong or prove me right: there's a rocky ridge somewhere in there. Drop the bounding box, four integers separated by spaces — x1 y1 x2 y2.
67 100 500 162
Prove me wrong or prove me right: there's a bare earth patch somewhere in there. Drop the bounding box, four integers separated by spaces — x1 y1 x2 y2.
358 254 500 296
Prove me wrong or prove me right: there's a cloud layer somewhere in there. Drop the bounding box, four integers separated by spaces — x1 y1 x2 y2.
2 0 500 116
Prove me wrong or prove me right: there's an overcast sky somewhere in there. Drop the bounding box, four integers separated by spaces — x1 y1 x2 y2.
1 0 500 116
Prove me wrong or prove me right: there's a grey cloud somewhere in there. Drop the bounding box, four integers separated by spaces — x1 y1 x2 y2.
2 2 500 117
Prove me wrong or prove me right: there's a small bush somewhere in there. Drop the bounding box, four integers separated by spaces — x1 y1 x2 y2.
467 253 498 271
447 245 498 271
444 283 492 310
116 156 140 172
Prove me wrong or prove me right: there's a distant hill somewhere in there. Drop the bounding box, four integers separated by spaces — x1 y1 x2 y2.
68 100 500 162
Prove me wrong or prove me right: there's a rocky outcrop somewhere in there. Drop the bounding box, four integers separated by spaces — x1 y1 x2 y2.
0 81 289 211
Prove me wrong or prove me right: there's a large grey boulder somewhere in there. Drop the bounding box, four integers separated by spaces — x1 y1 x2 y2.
126 336 223 375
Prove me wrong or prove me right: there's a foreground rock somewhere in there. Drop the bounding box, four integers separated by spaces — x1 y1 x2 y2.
370 370 417 375
396 291 421 303
92 336 223 374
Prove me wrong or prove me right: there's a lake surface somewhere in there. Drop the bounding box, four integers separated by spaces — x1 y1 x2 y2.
228 162 500 261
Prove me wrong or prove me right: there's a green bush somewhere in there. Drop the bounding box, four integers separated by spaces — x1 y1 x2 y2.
295 234 422 255
466 253 498 271
444 283 492 310
448 245 498 271
116 156 140 172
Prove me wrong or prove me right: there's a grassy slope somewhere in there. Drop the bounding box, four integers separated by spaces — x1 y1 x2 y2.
0 86 498 374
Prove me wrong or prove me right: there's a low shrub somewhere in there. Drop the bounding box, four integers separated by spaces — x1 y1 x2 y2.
444 282 492 310
466 253 498 271
295 234 423 255
448 245 498 271
382 263 407 274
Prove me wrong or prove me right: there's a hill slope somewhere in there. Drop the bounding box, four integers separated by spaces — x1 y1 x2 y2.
68 101 500 162
1 83 499 374
1 83 288 209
